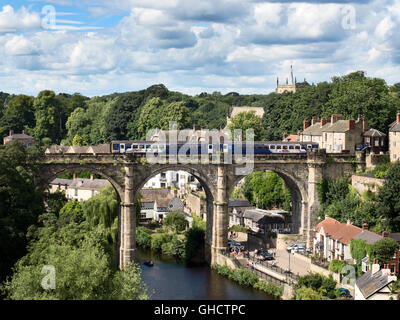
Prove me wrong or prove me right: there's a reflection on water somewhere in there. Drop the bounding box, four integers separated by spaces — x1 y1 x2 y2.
134 248 273 300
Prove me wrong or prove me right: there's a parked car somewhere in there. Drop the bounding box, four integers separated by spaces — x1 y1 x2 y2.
286 242 306 253
256 249 274 261
229 240 244 250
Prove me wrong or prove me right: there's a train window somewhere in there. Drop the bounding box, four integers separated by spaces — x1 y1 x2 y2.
139 145 144 149
269 145 275 149
307 144 312 149
146 145 151 149
276 145 282 150
283 145 288 150
295 145 300 150
289 146 294 150
132 145 138 149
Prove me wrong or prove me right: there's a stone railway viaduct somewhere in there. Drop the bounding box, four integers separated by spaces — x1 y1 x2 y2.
40 149 364 269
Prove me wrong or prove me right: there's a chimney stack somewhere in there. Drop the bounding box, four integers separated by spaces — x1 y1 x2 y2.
331 114 343 124
348 120 355 130
9 130 13 136
311 116 320 126
320 117 330 127
347 219 352 225
90 174 94 180
382 231 389 238
303 118 309 131
397 110 400 124
73 172 77 180
362 223 369 231
371 262 380 275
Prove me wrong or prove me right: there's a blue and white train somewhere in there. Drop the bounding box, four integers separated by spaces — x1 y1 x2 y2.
110 141 319 154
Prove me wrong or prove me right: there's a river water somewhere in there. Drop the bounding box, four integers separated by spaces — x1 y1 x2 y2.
135 248 274 300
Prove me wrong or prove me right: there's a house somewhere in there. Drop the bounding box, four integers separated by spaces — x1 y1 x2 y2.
49 175 110 201
355 263 398 300
353 226 400 276
362 129 387 154
388 110 400 162
313 216 363 262
299 114 369 154
3 130 37 146
140 188 184 221
226 106 264 127
242 208 288 234
282 133 299 142
228 199 254 227
144 170 195 197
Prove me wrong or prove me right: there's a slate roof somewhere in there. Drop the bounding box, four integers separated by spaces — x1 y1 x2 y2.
50 178 110 189
322 120 352 133
355 270 393 299
353 230 383 244
389 122 400 132
5 132 34 139
66 146 90 153
301 123 328 136
228 199 251 207
140 189 174 208
314 217 362 245
363 128 386 137
88 144 110 154
243 208 286 224
45 145 69 154
389 233 400 243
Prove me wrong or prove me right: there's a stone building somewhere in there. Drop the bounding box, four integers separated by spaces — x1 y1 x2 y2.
299 114 368 154
140 188 184 221
313 216 362 262
228 199 254 227
389 110 400 162
242 208 289 234
275 65 305 94
362 128 387 154
49 174 110 202
3 130 37 146
355 264 398 300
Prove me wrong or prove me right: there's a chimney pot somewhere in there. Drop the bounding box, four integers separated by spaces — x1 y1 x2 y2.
348 120 355 130
311 116 320 126
303 118 309 131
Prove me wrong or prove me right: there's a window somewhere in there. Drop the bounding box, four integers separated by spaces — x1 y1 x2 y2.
374 139 379 147
394 142 397 147
394 154 397 160
74 188 78 196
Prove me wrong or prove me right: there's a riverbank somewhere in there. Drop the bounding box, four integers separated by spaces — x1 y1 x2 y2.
135 247 274 300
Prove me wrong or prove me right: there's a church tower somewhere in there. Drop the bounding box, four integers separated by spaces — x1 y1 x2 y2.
276 65 298 94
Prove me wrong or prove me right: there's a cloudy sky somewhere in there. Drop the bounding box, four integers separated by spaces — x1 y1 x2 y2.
0 0 399 97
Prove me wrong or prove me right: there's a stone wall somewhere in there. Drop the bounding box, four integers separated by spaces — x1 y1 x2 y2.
351 175 385 195
185 192 206 220
247 233 277 250
366 153 389 169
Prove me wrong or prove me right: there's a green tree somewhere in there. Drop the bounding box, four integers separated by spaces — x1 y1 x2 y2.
0 141 44 283
369 238 399 266
159 101 192 130
33 90 62 143
0 94 35 137
377 161 400 232
228 110 265 141
163 211 188 233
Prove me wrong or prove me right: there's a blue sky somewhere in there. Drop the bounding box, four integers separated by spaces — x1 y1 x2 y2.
0 0 399 96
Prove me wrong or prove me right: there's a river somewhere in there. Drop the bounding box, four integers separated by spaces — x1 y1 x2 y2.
135 248 274 300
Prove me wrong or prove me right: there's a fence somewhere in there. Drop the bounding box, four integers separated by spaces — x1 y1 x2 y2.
221 250 299 284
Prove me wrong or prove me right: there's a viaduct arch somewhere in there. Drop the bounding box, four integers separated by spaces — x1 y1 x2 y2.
40 150 361 269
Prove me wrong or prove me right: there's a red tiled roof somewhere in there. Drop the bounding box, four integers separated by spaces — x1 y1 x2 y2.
314 217 362 244
286 135 299 142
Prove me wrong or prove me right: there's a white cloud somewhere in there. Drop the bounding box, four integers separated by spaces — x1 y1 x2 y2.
0 5 41 32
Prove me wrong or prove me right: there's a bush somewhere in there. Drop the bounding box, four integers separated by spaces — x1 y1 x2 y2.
296 286 324 300
329 259 347 273
229 225 249 233
185 227 205 263
136 226 151 248
163 211 188 233
253 280 284 298
150 233 173 252
161 235 186 257
211 264 283 298
296 272 338 299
